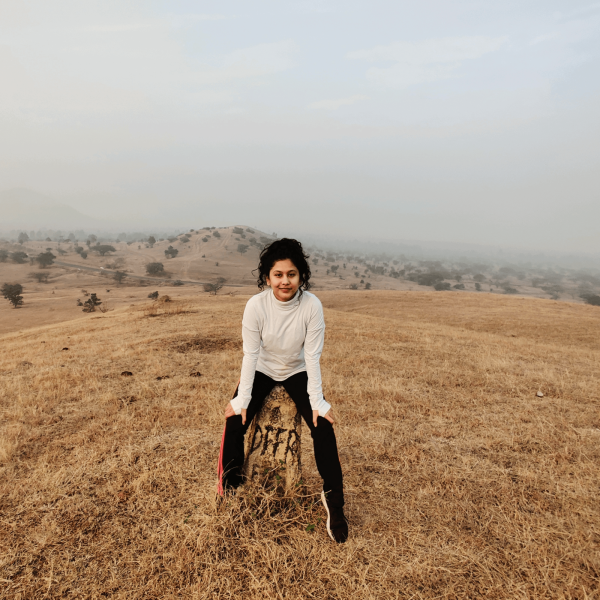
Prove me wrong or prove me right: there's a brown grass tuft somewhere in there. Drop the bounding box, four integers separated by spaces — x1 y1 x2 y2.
0 291 599 598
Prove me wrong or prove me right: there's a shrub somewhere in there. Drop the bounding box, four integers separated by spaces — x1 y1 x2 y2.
407 271 449 287
580 293 600 306
82 293 102 312
0 249 8 262
475 283 482 291
1 283 23 308
30 272 49 283
146 262 164 275
365 282 372 290
434 282 451 291
204 277 226 295
74 245 84 255
453 283 465 290
213 231 221 238
233 227 244 235
164 246 178 259
11 251 28 264
349 283 358 290
148 291 159 300
35 252 56 268
80 251 88 259
503 286 518 294
246 228 255 233
202 237 209 242
113 271 126 284
237 244 249 255
173 280 184 286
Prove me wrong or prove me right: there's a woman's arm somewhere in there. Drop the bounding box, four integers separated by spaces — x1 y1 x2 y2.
229 302 261 417
304 300 332 422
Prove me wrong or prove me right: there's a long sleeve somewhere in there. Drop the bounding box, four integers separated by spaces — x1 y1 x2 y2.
230 302 261 415
304 301 331 417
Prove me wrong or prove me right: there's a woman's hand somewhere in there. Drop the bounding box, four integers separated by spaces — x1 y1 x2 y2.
313 409 334 427
225 402 246 424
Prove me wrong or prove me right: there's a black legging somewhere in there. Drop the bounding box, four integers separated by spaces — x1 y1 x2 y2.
221 370 345 507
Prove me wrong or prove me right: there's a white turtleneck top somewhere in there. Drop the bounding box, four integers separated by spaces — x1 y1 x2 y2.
230 288 331 417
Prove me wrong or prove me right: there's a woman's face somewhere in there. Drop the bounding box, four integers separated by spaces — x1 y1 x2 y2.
266 259 300 302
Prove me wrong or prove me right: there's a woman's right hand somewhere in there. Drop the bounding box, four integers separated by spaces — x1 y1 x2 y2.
225 402 246 424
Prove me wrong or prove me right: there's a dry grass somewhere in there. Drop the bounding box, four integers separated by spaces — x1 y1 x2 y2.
0 291 598 599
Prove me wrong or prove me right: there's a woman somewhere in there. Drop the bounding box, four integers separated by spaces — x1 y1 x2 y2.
219 238 348 543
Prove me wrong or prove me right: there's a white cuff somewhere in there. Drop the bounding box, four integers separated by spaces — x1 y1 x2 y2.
229 395 245 415
317 399 331 418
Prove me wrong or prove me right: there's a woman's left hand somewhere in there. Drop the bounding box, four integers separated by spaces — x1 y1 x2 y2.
313 409 334 427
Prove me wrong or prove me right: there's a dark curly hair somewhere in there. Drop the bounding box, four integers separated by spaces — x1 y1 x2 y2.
255 238 311 293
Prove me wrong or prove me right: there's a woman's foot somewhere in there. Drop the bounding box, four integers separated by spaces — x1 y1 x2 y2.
321 490 348 543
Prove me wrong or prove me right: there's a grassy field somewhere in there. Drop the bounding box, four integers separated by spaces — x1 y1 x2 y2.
0 290 598 599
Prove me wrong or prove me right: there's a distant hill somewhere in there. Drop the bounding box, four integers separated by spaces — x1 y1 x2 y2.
0 188 113 230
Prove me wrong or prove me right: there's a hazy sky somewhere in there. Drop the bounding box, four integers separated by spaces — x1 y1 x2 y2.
1 1 599 251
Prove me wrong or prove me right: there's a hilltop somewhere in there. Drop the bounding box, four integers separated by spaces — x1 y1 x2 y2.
0 290 598 598
1 224 599 336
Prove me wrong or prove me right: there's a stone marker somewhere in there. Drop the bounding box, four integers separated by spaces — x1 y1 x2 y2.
243 386 302 492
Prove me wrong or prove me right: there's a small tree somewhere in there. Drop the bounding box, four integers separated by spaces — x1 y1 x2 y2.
146 262 164 275
92 244 116 256
233 227 244 235
80 251 88 259
164 245 178 259
0 249 8 262
35 252 56 268
475 283 482 291
147 236 156 247
11 251 28 264
82 293 102 312
18 232 29 244
365 282 372 290
1 283 23 308
237 243 249 255
30 272 49 283
204 277 226 295
114 271 126 284
212 231 221 238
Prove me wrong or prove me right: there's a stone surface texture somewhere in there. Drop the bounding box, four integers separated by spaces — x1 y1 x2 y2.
243 386 302 491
